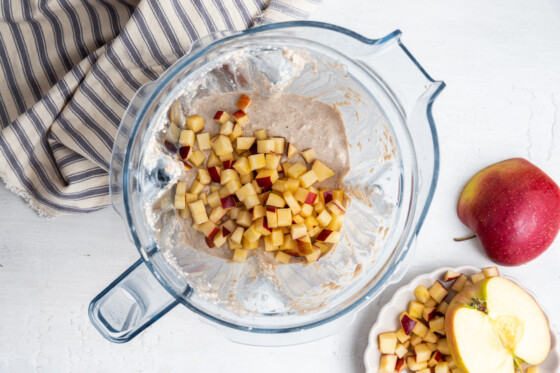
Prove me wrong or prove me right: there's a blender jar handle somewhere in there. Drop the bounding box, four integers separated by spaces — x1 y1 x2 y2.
89 259 179 343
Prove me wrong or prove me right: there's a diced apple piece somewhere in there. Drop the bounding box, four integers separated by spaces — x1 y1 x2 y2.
229 123 244 142
296 235 313 255
482 266 500 278
248 154 265 170
235 183 256 202
396 328 411 343
451 274 468 292
287 143 298 159
205 166 220 183
196 169 211 185
286 162 307 179
411 334 424 346
254 217 271 236
277 208 292 226
186 115 204 132
399 313 417 336
428 281 448 303
284 178 299 194
283 191 302 215
243 224 262 242
244 195 260 210
471 271 486 283
271 137 285 154
394 343 408 359
311 160 335 182
219 169 238 185
236 210 252 228
315 229 340 244
271 228 283 246
179 146 192 161
423 330 439 344
290 223 307 240
443 270 461 282
409 301 425 319
275 251 291 264
325 201 345 218
213 110 231 124
300 148 316 164
232 248 248 263
251 205 265 221
305 247 321 263
189 150 206 167
407 356 428 371
436 338 450 355
423 307 437 322
179 130 195 146
429 316 445 332
321 190 333 204
190 180 204 194
428 351 443 367
299 170 318 188
236 94 252 110
211 135 233 156
174 194 186 209
187 201 208 224
175 181 188 196
415 343 432 362
206 151 221 167
293 214 305 224
266 193 285 208
379 332 398 354
242 236 259 249
256 139 273 154
196 132 211 150
412 320 429 338
434 361 449 373
255 169 279 188
326 213 344 231
212 229 228 247
379 354 398 373
200 221 219 240
209 205 227 223
436 301 449 315
231 109 248 126
218 120 233 136
395 357 407 372
229 227 244 244
265 153 281 170
414 285 431 304
236 137 255 150
300 204 313 218
226 179 242 194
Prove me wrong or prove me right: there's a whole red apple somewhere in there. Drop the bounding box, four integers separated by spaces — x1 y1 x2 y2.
457 158 560 265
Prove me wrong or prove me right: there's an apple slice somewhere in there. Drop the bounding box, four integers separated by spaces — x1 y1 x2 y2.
446 277 551 373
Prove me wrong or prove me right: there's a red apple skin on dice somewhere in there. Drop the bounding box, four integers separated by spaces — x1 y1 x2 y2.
457 158 560 265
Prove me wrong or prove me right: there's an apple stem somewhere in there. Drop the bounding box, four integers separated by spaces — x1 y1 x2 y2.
453 234 476 242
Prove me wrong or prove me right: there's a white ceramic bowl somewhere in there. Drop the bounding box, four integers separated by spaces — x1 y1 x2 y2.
364 266 560 372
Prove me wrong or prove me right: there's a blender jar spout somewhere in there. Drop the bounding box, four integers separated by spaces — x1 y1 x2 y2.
356 31 445 120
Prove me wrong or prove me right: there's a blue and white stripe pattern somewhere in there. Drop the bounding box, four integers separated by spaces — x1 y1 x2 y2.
0 0 321 216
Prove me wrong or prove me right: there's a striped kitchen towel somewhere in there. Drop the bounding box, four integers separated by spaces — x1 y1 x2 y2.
0 0 321 216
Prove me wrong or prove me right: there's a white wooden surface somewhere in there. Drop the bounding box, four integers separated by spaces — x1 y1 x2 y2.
1 0 560 371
